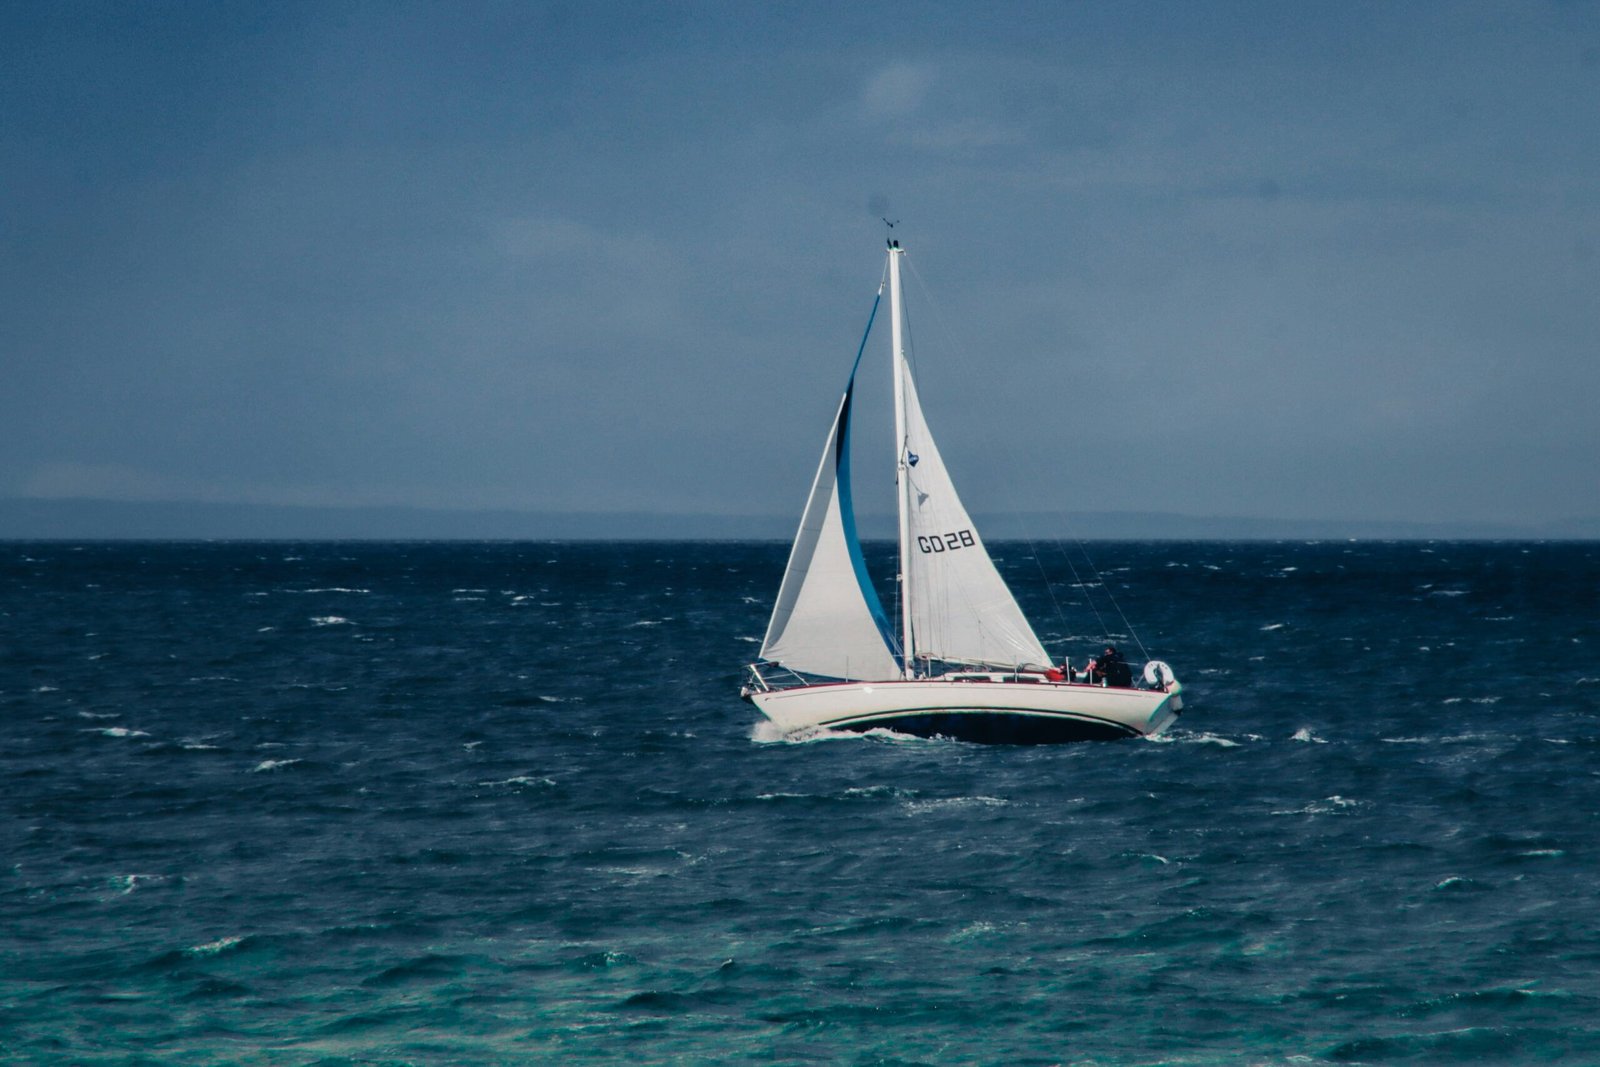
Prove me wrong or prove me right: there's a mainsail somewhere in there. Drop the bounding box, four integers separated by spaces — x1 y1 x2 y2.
758 368 901 681
898 366 1051 670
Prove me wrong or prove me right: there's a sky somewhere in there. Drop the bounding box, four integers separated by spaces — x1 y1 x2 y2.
3 0 1597 532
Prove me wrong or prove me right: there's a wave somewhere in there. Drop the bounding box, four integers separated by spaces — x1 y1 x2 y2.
1153 731 1243 747
902 796 1009 815
1271 795 1360 816
92 726 149 739
477 775 556 789
186 935 247 957
111 873 167 895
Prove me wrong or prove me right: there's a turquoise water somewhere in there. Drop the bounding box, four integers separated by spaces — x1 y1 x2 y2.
3 540 1598 1064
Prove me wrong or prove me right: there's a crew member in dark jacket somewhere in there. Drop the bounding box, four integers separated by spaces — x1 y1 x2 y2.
1087 645 1133 687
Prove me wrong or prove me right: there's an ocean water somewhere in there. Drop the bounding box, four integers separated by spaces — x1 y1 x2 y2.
3 539 1598 1065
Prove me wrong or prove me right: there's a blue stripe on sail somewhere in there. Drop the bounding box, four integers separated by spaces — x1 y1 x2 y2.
836 295 900 663
851 291 881 378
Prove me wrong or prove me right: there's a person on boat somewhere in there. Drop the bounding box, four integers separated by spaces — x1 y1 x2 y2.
1087 645 1133 687
1046 659 1071 682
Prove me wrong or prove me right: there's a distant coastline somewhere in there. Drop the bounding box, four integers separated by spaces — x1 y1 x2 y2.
2 497 1596 541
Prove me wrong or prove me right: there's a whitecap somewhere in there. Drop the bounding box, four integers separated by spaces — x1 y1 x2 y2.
950 921 1001 941
1428 589 1469 597
1186 733 1242 747
738 636 760 643
1271 796 1360 816
1291 727 1326 743
537 695 568 703
1260 623 1287 631
94 727 150 739
310 616 351 626
628 619 666 627
594 865 670 880
1470 697 1501 705
860 727 948 744
113 874 162 895
251 758 302 773
1519 849 1564 858
187 935 245 956
35 685 60 693
904 796 1008 814
479 776 555 789
751 721 851 744
841 785 912 799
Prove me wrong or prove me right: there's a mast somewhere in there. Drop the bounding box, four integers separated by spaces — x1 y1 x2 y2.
887 240 914 679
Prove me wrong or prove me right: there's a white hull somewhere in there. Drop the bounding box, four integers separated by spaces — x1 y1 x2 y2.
747 677 1182 744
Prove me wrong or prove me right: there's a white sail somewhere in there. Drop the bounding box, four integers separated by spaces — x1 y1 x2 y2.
898 367 1051 670
759 378 901 680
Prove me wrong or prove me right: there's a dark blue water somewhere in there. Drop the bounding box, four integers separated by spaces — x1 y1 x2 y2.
3 540 1598 1064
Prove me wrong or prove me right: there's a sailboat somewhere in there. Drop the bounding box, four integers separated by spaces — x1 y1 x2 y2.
741 238 1183 744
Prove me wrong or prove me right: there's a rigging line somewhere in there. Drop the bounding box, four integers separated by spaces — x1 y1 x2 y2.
1049 533 1109 644
1041 502 1149 658
900 255 1083 646
1071 535 1151 662
902 256 1160 662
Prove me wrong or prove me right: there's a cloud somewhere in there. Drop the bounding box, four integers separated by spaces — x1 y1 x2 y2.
860 61 935 120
